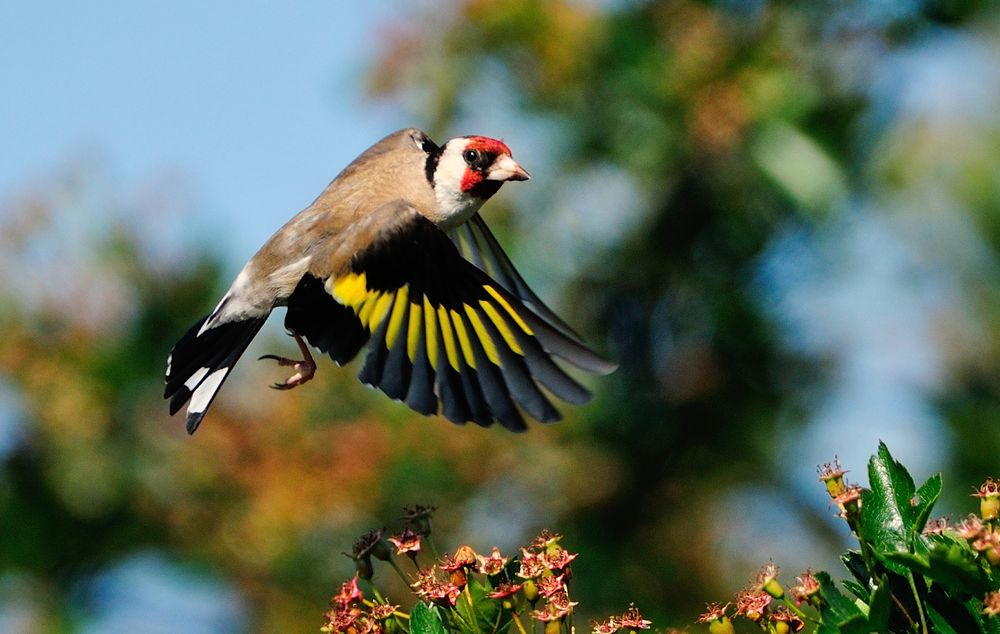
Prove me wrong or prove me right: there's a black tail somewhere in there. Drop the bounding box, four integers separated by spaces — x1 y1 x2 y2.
164 314 268 434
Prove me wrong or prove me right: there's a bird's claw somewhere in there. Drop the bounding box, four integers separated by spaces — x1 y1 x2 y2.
258 353 296 367
259 352 316 390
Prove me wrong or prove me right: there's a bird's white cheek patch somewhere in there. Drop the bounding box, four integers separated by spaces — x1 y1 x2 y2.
432 142 487 228
188 368 229 414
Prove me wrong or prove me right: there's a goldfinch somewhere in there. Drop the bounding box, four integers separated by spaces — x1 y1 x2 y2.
165 128 615 433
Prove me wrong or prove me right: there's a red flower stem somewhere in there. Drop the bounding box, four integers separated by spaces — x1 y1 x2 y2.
449 606 475 631
565 587 574 634
779 597 811 622
426 534 440 560
464 583 484 634
889 593 917 630
369 585 385 604
387 558 410 586
511 611 529 634
907 572 928 634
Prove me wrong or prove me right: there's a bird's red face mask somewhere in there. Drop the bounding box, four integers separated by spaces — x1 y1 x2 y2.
459 136 531 198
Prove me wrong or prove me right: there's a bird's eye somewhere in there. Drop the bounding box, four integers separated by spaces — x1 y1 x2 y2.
463 149 480 165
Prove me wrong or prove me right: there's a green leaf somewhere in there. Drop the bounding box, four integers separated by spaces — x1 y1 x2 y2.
817 620 840 634
987 560 1000 589
453 593 481 634
883 543 989 595
925 542 989 596
967 594 1000 634
816 571 866 624
988 616 1000 634
860 442 918 572
842 579 869 602
983 601 1000 634
817 575 892 634
875 549 918 578
411 602 447 634
925 603 965 634
453 578 502 634
925 584 986 634
816 613 871 634
865 576 892 632
914 533 932 560
838 614 875 634
841 550 872 587
925 531 972 553
912 473 943 534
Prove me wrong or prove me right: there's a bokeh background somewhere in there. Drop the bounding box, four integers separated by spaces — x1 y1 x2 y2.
3 0 1000 631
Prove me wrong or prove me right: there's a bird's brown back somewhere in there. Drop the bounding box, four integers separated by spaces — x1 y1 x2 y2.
243 128 438 304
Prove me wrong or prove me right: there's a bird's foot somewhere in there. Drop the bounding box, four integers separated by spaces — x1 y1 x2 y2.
259 331 316 390
259 354 316 390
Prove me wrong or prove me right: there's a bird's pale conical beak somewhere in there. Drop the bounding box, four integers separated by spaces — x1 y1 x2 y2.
486 155 531 182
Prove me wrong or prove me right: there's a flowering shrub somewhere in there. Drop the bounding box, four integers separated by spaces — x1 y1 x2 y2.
699 443 1000 633
323 506 650 634
323 444 1000 633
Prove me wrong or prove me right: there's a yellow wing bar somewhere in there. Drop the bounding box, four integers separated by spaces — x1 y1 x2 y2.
327 272 534 374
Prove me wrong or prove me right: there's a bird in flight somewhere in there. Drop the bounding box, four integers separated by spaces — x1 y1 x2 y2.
165 128 616 434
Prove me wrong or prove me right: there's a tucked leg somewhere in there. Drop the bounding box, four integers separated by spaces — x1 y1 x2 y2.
259 331 317 390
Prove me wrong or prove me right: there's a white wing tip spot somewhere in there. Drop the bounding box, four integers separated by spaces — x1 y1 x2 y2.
183 366 211 391
188 368 229 415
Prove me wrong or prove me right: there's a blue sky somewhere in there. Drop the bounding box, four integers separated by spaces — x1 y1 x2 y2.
3 2 997 626
1 1 404 266
0 3 409 627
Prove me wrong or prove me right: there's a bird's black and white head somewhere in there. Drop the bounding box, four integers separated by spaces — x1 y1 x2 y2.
419 133 531 229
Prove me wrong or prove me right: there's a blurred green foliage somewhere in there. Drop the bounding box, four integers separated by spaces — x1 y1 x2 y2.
3 0 1000 631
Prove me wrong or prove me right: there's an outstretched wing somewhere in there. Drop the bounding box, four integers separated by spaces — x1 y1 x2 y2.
447 213 585 342
285 201 615 431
